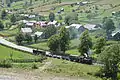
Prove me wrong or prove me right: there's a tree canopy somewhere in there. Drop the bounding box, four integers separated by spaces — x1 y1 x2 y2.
43 25 57 39
47 26 70 54
59 26 70 53
99 44 120 80
48 34 60 52
0 21 4 30
78 30 92 56
103 17 115 39
49 12 55 22
94 37 106 54
64 12 78 25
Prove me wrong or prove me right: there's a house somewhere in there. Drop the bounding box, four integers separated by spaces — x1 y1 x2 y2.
61 8 64 12
21 28 32 35
36 21 47 27
69 24 86 33
28 15 36 18
25 22 35 28
33 31 43 38
22 20 28 23
25 21 36 28
47 20 58 27
65 26 71 29
84 24 100 31
65 24 86 38
111 30 120 40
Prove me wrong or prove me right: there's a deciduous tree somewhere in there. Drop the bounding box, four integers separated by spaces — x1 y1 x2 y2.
49 12 55 22
47 34 60 52
59 26 70 53
103 17 115 39
78 30 92 56
94 37 106 54
15 33 24 45
99 44 120 80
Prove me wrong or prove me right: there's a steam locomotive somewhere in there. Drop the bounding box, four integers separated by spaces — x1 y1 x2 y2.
33 49 93 65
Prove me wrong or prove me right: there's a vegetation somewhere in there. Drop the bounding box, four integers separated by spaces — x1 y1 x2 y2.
94 37 106 54
64 12 78 25
59 26 70 53
15 33 24 45
0 45 38 59
0 21 4 30
48 34 60 52
45 58 101 80
99 44 120 80
43 25 57 39
78 30 92 56
49 12 55 22
103 17 115 39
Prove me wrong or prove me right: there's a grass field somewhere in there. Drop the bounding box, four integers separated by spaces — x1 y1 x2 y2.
44 58 102 80
0 28 18 37
0 44 38 60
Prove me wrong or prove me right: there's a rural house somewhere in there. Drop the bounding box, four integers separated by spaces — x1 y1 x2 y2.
111 30 120 40
84 24 100 31
21 28 32 35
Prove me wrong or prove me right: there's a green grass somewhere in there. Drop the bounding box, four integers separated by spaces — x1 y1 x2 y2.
13 62 43 69
66 49 80 55
29 42 49 50
0 28 19 37
0 45 38 60
45 58 102 80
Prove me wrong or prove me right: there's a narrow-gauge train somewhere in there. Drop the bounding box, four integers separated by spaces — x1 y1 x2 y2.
33 49 93 65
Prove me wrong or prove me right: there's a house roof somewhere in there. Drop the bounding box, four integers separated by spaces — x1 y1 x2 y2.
84 24 98 30
22 20 28 23
34 31 43 37
21 28 32 33
112 30 120 36
29 20 37 23
28 15 36 18
70 24 83 29
26 22 34 26
48 20 57 25
65 26 71 28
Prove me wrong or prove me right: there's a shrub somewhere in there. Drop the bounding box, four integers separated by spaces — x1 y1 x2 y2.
0 60 12 68
32 63 38 69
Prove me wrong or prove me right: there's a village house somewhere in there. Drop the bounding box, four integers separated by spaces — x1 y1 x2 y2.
36 21 48 27
111 30 120 40
47 20 58 27
84 24 100 31
31 31 43 38
69 24 86 33
21 28 32 35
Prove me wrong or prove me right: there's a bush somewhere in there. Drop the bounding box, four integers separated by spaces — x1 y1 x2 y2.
0 60 12 68
32 63 38 69
12 58 42 63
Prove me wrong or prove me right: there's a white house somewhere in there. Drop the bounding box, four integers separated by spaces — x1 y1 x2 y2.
21 28 32 35
70 24 83 29
34 31 43 37
84 24 100 31
26 22 34 27
47 20 58 26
